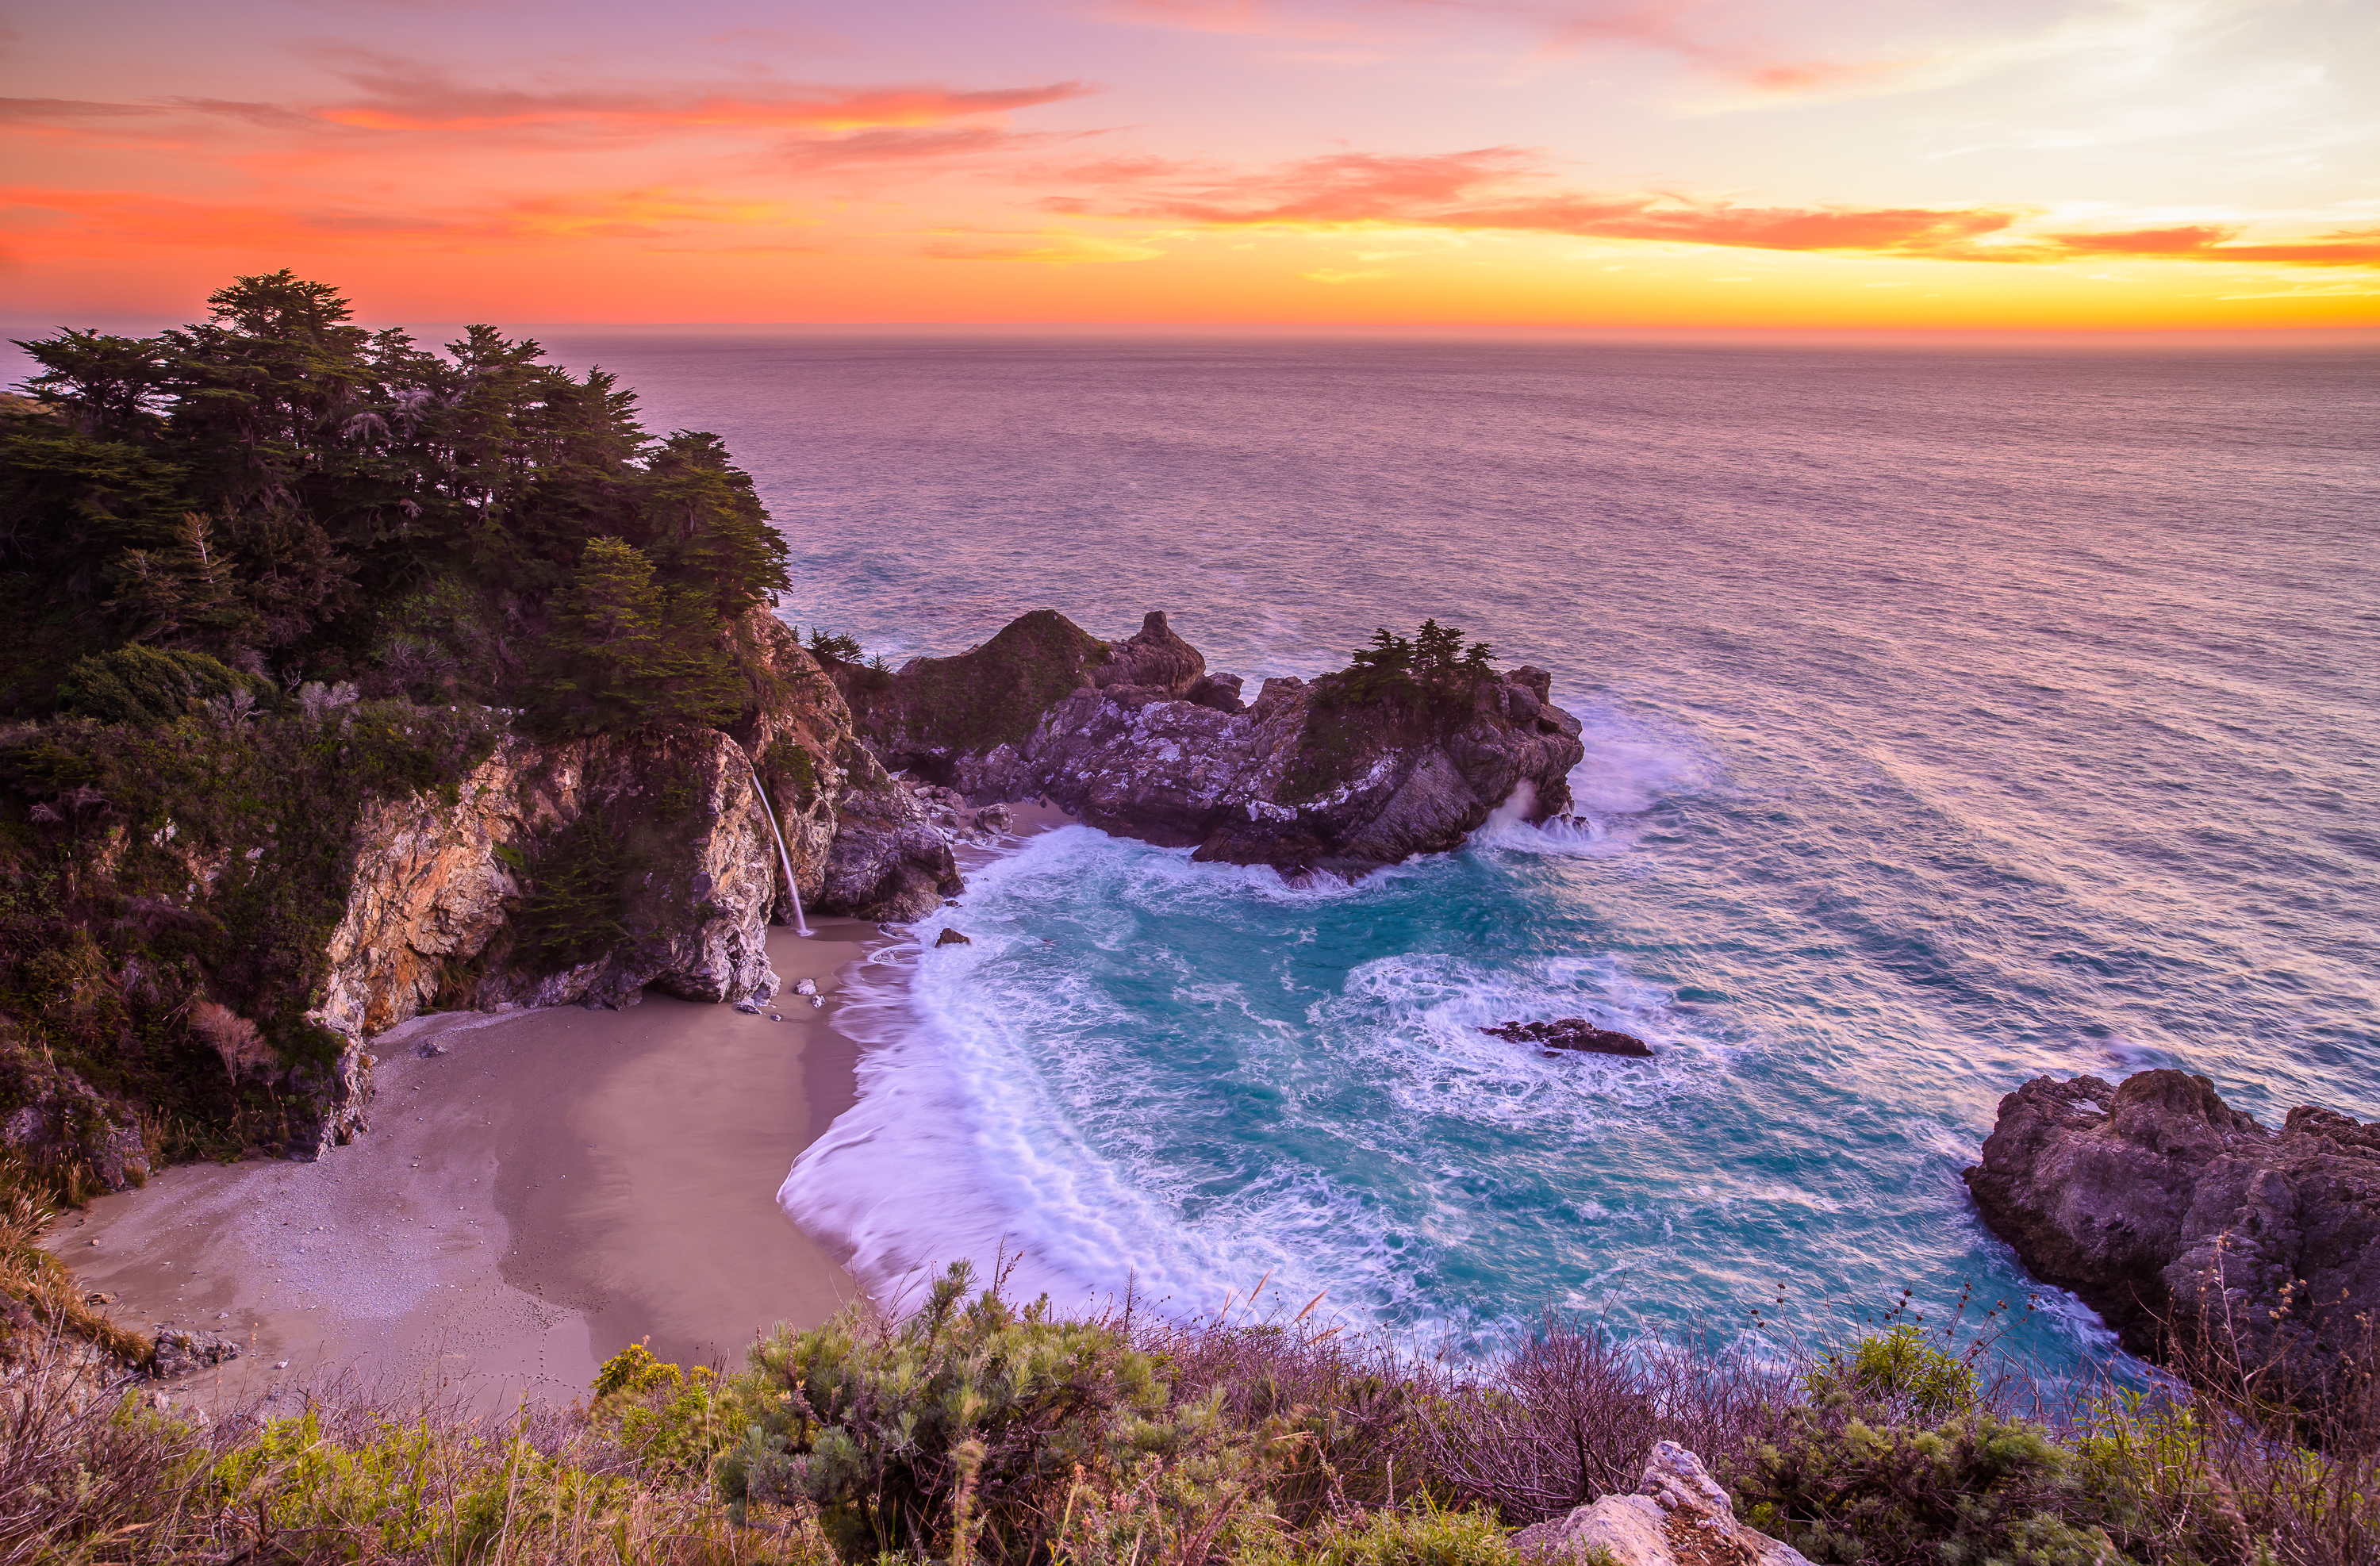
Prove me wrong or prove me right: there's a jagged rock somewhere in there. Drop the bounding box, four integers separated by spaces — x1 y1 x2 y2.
832 612 1587 879
1485 1019 1654 1057
794 978 819 996
1185 673 1246 714
830 610 1201 789
149 1326 242 1379
732 613 962 923
1514 1442 1810 1566
1965 1069 2380 1415
935 928 973 946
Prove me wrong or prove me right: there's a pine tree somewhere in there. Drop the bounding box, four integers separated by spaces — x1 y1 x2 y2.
539 537 743 735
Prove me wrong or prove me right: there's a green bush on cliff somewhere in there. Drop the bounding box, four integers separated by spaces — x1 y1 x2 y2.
0 701 500 1156
6 268 789 729
55 645 272 726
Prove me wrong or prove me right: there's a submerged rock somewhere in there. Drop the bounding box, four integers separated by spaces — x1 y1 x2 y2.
935 928 973 946
1514 1442 1809 1566
829 610 1587 879
1484 1019 1655 1057
1965 1069 2380 1418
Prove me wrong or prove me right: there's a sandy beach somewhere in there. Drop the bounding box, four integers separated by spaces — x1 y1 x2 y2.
43 919 885 1414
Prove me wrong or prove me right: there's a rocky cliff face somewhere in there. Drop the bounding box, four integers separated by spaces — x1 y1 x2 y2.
831 611 1587 878
1966 1069 2380 1417
296 615 960 1152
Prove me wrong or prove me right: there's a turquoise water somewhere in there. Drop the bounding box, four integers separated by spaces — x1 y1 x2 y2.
546 332 2380 1369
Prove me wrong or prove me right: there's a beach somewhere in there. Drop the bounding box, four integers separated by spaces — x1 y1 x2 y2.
43 919 882 1414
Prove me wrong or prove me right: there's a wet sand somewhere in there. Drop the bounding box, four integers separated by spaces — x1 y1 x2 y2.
44 919 876 1414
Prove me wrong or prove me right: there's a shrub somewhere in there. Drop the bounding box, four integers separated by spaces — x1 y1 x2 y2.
55 644 268 725
1236 1503 1528 1566
1740 1411 2128 1566
722 1261 1241 1564
1808 1324 1982 1419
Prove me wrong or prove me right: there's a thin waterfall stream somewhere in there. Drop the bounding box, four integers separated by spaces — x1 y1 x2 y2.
748 765 812 937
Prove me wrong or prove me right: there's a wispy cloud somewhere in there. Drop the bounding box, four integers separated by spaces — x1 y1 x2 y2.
0 66 1096 144
920 228 1165 263
0 183 813 250
1044 146 2380 267
305 55 1095 134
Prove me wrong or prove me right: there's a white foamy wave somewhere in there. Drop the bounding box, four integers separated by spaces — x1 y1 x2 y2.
1567 710 1710 814
1312 951 1730 1137
1472 708 1712 858
781 844 1407 1322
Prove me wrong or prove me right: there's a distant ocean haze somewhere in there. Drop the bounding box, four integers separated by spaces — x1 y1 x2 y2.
532 332 2380 1368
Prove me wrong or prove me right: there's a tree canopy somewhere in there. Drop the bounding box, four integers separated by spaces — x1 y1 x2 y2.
2 270 791 731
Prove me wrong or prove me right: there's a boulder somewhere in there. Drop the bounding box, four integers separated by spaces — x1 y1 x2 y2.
1485 1019 1655 1057
1514 1442 1809 1566
150 1326 242 1379
1965 1069 2380 1417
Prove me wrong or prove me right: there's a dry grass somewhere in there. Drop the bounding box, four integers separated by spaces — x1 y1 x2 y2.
0 1157 149 1368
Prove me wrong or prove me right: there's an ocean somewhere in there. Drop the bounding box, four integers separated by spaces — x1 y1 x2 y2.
538 330 2380 1372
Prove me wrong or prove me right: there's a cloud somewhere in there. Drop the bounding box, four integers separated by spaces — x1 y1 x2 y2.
919 229 1165 263
2042 224 2380 267
1099 0 1925 97
1046 146 2380 267
1057 148 2025 258
0 183 811 251
305 54 1095 135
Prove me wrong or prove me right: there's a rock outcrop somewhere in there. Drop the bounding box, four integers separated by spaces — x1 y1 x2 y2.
1514 1442 1810 1566
830 611 1587 879
1485 1019 1655 1057
1965 1069 2380 1414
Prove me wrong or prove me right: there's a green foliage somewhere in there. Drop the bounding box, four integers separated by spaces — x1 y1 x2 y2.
534 537 744 737
6 269 789 724
588 1348 750 1487
1809 1326 1983 1420
1338 621 1494 705
722 1261 1230 1564
56 645 269 726
0 702 499 1156
1236 1503 1527 1566
1741 1411 2131 1566
807 627 865 662
514 811 636 969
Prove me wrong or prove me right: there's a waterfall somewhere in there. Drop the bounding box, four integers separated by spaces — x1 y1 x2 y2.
748 764 813 937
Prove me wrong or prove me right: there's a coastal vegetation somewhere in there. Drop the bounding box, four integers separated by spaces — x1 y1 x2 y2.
0 271 804 1195
5 1265 2374 1564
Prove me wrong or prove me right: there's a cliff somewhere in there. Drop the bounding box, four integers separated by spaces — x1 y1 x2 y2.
831 610 1587 878
0 611 958 1170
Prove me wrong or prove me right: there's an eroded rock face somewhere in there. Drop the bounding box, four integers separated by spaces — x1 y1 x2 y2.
1965 1069 2380 1412
301 614 960 1152
1514 1442 1810 1566
730 612 961 925
831 611 1587 878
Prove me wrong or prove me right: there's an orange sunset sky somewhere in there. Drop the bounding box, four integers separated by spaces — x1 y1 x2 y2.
5 0 2378 330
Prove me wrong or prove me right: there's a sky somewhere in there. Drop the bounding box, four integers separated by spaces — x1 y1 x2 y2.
5 0 2378 330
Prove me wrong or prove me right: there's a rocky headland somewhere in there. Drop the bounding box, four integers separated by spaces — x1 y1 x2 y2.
1966 1069 2380 1417
827 609 1588 879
